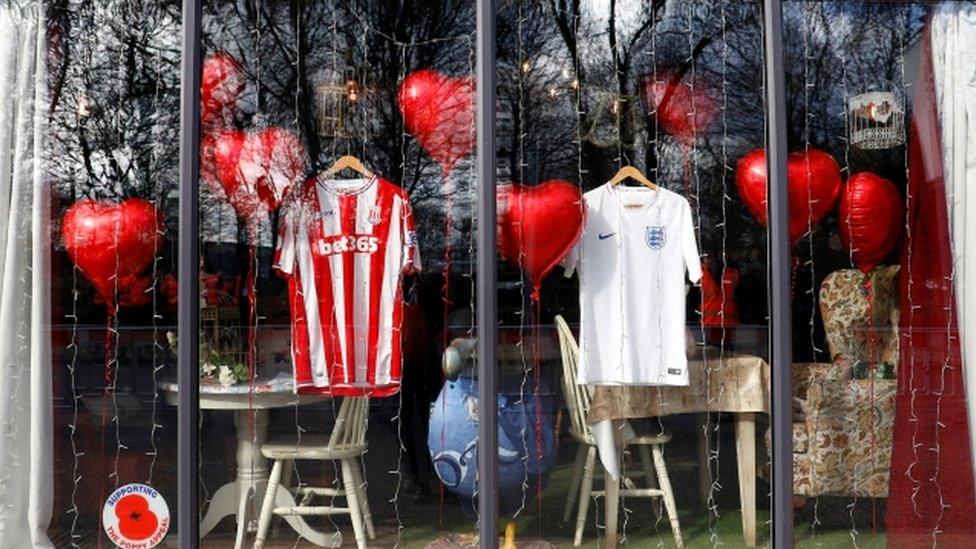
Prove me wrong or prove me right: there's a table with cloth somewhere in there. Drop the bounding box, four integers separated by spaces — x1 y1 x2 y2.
587 350 770 547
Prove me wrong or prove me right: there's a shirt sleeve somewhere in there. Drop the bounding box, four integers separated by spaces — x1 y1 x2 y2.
402 197 421 273
683 200 702 283
273 200 297 277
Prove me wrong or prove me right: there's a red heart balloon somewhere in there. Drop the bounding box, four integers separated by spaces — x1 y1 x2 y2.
735 148 842 244
61 199 163 308
398 70 475 174
839 172 903 273
643 70 719 143
201 52 246 128
497 181 584 297
201 127 306 224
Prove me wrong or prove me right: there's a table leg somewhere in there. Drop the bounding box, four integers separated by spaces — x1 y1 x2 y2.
735 412 757 547
604 461 620 549
604 422 624 549
231 409 270 547
198 481 239 538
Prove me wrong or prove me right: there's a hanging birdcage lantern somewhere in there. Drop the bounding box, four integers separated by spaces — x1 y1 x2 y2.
316 77 346 137
848 91 906 150
315 65 365 138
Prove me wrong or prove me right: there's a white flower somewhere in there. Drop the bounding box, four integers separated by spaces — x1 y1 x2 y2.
201 361 217 377
218 366 237 387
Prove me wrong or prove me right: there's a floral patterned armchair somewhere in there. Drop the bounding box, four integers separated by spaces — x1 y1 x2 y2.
791 266 900 498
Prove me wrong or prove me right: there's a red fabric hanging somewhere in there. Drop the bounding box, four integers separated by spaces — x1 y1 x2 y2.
886 21 976 545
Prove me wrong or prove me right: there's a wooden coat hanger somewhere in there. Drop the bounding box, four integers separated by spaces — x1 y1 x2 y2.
608 165 657 190
321 154 374 179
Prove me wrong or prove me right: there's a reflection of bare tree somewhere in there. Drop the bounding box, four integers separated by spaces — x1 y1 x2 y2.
45 0 182 323
544 1 766 186
203 1 473 189
203 0 476 266
501 1 925 336
48 1 182 205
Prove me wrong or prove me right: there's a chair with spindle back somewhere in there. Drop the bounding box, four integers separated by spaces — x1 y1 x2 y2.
253 396 374 548
555 315 683 548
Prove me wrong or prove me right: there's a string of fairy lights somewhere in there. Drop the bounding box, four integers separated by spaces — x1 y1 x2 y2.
896 1 923 529
64 3 95 544
757 0 773 540
706 1 735 545
41 2 961 546
465 32 479 532
146 0 166 486
512 0 533 524
802 2 825 538
838 2 864 544
390 38 407 546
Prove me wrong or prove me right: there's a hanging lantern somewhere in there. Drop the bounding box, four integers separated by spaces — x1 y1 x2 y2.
848 91 905 150
344 78 360 103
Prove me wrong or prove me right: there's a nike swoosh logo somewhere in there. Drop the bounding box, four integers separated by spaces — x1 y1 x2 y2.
598 233 615 240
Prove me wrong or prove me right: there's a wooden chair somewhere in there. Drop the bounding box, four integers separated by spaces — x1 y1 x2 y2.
253 397 374 548
555 315 683 548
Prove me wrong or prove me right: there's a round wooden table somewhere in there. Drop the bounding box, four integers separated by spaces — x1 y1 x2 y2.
160 373 337 548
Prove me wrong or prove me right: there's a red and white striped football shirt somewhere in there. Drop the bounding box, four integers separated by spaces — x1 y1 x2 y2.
274 175 420 396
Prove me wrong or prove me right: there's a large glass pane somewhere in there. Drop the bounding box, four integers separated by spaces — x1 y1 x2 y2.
33 0 182 545
496 1 771 546
197 2 478 546
783 1 976 546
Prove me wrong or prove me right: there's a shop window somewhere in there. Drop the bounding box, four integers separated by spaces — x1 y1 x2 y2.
3 1 976 547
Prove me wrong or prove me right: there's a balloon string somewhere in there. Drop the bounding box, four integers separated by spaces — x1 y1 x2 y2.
97 305 116 549
247 222 259 523
864 275 878 534
247 224 258 383
682 144 692 199
532 295 543 535
439 167 452 530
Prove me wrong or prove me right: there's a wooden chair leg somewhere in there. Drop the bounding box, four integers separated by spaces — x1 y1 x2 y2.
350 458 376 540
564 444 587 522
652 444 684 549
279 459 295 493
637 444 661 519
574 446 597 546
341 458 368 549
254 459 283 548
270 459 294 540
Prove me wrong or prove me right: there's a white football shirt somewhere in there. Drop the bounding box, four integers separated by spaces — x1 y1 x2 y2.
274 175 420 396
563 184 701 386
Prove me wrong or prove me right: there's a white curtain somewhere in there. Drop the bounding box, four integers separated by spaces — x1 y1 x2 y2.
0 2 53 547
932 3 976 500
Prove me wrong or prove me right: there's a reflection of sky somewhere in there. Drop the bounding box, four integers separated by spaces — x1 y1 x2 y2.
582 0 645 38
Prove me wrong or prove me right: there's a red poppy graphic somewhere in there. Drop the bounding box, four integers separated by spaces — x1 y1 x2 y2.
115 494 159 541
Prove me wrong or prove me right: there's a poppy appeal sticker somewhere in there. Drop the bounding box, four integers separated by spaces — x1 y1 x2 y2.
102 483 170 548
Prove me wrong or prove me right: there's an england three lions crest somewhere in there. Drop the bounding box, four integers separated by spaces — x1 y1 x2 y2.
646 226 666 250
